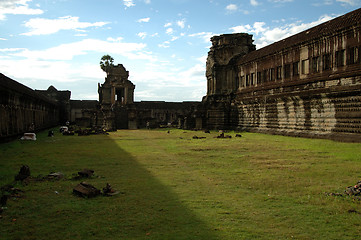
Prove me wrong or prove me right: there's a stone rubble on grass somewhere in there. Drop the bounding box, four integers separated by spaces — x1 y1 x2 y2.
326 180 361 199
73 182 101 198
103 183 119 196
78 169 94 178
73 182 119 198
215 132 232 138
14 165 31 181
345 181 361 196
192 135 206 139
45 172 64 180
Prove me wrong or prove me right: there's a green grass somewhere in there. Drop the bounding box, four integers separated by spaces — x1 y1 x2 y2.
1 128 361 239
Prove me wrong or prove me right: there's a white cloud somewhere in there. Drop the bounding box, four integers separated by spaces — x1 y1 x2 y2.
74 33 87 37
137 17 150 23
230 14 334 48
336 0 361 5
0 47 26 52
177 20 185 29
229 24 252 33
123 0 135 8
197 55 208 64
268 0 293 2
144 0 151 3
189 32 215 43
312 0 333 6
6 38 148 61
21 16 109 36
0 0 43 20
164 22 172 27
107 36 124 42
0 37 7 40
137 32 147 39
131 62 206 101
166 28 174 35
0 37 158 100
158 41 170 48
226 4 238 11
0 58 104 84
250 0 260 6
171 36 179 41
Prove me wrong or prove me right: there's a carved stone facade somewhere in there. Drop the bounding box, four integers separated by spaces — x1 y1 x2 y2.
97 64 135 130
98 64 135 106
206 33 256 95
202 8 361 141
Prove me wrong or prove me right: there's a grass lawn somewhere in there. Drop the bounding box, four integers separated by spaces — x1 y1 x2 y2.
1 128 361 239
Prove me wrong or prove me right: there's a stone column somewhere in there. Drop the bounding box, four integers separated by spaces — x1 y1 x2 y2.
124 87 128 104
111 87 116 105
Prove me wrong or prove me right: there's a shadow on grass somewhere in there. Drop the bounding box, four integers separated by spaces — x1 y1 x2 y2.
0 131 220 240
0 131 222 240
98 134 221 239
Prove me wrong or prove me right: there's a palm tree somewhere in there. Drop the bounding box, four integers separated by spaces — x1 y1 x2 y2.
100 55 114 74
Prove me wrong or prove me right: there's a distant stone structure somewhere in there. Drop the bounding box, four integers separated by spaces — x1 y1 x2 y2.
0 74 63 141
97 64 199 130
70 100 98 127
2 8 361 142
0 63 199 141
97 64 135 130
35 86 71 125
200 8 361 141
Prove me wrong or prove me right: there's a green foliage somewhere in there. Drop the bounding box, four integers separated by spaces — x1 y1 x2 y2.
99 54 114 73
1 129 361 239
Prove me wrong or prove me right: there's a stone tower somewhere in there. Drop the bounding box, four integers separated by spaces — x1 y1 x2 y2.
206 33 255 96
98 64 135 130
98 64 135 106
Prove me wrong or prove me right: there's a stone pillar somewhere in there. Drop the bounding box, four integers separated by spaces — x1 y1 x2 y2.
111 87 116 105
124 87 128 104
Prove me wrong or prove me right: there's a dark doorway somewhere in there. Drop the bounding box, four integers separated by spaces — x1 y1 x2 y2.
116 88 125 103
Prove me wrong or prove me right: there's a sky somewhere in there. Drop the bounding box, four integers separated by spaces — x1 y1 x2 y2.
1 0 361 101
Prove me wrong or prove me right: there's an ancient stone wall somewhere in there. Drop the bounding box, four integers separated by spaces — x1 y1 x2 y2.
234 76 361 141
70 100 99 127
0 73 60 141
130 101 200 129
202 8 361 141
36 86 71 125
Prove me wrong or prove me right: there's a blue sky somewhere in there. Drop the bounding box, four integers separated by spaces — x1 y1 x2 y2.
1 0 361 101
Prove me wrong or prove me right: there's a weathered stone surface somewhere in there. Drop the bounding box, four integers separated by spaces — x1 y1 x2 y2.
20 133 36 141
45 172 64 180
15 165 31 181
200 9 361 142
73 182 101 198
77 169 94 178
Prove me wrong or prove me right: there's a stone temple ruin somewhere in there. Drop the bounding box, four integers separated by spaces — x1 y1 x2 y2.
196 8 361 141
1 8 361 142
95 63 199 130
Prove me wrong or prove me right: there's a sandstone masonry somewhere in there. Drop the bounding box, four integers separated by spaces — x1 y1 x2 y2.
201 8 361 141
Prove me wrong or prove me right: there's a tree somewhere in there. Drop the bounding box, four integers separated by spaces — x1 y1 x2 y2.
100 55 114 74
